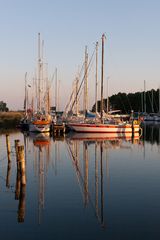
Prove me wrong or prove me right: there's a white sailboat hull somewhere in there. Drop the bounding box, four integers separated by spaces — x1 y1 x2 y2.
67 123 140 133
144 115 160 122
29 122 50 132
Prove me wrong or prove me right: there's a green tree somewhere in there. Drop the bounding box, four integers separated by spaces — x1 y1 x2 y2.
0 101 9 112
92 88 160 114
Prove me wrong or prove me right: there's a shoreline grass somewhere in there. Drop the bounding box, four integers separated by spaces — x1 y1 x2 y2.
0 111 24 129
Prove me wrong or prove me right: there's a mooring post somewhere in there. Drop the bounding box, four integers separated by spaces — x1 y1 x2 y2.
15 140 21 199
15 169 21 200
17 145 26 222
6 134 11 162
18 145 26 186
15 140 20 165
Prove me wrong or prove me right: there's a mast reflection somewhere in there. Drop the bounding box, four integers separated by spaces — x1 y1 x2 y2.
29 132 50 224
66 132 141 228
141 122 160 145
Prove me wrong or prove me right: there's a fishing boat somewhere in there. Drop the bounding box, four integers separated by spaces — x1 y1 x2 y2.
67 34 140 135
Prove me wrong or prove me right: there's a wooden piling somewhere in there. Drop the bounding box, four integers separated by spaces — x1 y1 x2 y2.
6 135 11 185
6 134 11 162
52 123 66 136
15 139 20 166
18 145 26 186
15 139 21 199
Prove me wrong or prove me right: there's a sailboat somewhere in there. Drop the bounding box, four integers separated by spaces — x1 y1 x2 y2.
67 34 140 135
143 87 160 122
29 33 51 132
29 113 51 132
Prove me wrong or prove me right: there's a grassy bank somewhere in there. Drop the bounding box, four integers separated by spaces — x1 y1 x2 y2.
0 111 24 129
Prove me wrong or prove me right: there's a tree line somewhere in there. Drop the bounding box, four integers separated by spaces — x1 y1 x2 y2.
92 88 160 114
0 101 9 112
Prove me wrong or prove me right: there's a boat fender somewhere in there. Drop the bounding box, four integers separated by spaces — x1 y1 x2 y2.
133 120 138 125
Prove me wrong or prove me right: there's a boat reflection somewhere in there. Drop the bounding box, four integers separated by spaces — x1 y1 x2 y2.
66 132 141 228
67 132 140 141
142 122 160 145
29 132 50 148
27 132 51 224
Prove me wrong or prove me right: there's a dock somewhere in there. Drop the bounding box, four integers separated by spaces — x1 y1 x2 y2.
51 123 66 135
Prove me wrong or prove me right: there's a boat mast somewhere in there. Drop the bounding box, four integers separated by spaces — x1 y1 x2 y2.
141 89 143 113
106 76 110 114
75 75 79 115
55 68 57 112
95 42 98 114
46 63 50 114
100 34 106 123
58 79 60 112
159 87 160 113
151 89 154 113
41 39 44 112
24 72 27 116
144 80 146 113
38 33 41 112
84 46 88 115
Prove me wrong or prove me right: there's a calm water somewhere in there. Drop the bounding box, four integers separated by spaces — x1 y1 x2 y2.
0 123 160 240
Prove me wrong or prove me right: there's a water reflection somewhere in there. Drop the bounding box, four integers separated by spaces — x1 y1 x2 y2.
28 132 51 224
66 132 141 228
17 185 26 222
29 132 50 149
1 125 160 239
142 122 160 144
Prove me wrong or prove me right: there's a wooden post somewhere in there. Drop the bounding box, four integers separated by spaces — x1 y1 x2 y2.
6 135 11 187
15 140 21 199
15 140 20 164
15 142 27 222
6 134 11 162
18 146 26 186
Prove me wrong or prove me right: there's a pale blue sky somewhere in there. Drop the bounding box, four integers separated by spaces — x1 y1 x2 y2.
0 0 160 110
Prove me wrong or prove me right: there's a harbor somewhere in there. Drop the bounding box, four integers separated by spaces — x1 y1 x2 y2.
1 1 160 239
1 24 159 240
0 123 159 240
18 33 143 140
